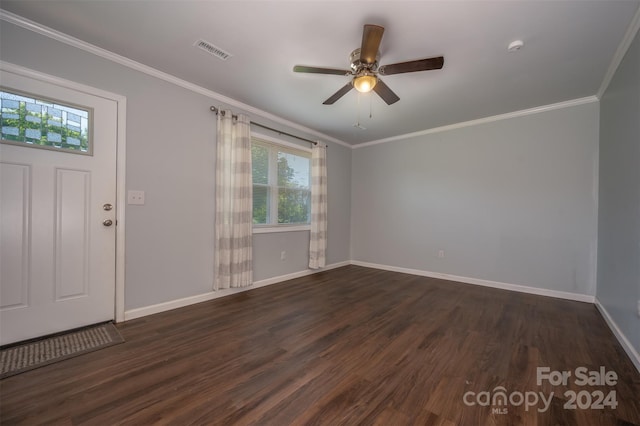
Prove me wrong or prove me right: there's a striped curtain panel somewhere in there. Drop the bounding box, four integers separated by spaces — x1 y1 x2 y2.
309 143 328 269
214 110 253 289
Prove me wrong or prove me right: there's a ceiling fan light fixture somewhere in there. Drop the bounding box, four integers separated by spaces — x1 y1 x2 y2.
293 24 443 105
353 73 377 93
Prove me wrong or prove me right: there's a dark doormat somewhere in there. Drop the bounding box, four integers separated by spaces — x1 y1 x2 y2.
0 322 124 379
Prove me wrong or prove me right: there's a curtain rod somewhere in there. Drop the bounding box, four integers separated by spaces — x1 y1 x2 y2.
210 106 318 146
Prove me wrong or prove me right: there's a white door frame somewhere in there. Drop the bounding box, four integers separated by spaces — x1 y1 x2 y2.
1 61 127 322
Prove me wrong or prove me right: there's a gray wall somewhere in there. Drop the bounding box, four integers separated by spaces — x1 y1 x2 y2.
597 30 640 352
0 21 351 311
351 102 600 296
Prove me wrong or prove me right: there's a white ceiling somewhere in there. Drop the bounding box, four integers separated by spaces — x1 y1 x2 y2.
1 1 638 145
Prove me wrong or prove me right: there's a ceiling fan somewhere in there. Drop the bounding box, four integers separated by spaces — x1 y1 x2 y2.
293 24 444 105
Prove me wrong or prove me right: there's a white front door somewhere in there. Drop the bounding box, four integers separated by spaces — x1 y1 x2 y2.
0 69 118 345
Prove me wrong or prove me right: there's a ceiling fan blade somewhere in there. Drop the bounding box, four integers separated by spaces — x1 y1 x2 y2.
293 65 350 75
373 79 400 105
360 24 384 65
323 82 354 105
379 56 444 75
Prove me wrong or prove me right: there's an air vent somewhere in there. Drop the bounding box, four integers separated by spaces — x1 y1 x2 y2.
194 39 232 61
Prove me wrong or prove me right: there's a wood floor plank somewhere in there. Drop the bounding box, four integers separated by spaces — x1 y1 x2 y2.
1 265 639 425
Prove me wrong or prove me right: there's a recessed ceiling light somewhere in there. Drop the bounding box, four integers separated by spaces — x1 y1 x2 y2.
508 40 524 52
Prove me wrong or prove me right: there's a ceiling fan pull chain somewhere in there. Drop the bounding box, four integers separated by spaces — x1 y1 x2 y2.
353 92 366 130
357 92 361 126
369 92 373 119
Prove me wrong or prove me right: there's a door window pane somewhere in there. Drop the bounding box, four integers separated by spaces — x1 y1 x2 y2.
1 90 91 155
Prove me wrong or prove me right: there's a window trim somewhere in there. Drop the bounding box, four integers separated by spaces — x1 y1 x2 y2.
251 132 312 233
252 224 311 234
252 131 312 155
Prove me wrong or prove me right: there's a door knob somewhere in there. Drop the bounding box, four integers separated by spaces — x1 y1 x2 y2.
103 219 113 227
103 203 113 211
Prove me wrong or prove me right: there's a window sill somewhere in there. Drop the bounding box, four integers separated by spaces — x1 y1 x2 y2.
253 225 311 234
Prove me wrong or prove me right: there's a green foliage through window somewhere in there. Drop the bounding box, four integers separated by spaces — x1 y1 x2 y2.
252 140 311 225
1 90 90 154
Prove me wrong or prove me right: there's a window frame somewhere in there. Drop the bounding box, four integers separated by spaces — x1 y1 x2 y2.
251 132 312 234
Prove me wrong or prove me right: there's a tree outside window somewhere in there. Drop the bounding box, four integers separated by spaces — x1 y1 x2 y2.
251 140 310 226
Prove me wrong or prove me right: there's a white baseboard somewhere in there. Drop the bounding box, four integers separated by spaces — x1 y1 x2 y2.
350 260 595 303
595 299 640 373
351 260 640 372
124 259 638 375
123 261 350 321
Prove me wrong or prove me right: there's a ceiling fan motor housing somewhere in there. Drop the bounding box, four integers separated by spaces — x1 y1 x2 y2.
350 48 380 74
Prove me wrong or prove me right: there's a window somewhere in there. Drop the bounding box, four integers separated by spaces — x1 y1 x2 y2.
252 138 311 228
0 89 91 154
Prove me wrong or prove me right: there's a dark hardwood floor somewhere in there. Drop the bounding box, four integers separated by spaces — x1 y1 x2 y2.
1 265 639 425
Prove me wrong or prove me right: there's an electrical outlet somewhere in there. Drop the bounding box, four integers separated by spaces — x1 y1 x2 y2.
280 251 286 261
127 190 145 205
438 250 445 259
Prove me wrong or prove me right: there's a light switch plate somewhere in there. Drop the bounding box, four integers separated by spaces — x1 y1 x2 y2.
127 190 145 205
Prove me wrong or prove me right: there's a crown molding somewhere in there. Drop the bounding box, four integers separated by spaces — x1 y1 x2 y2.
4 4 632 151
0 9 351 149
597 4 640 99
353 96 599 149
